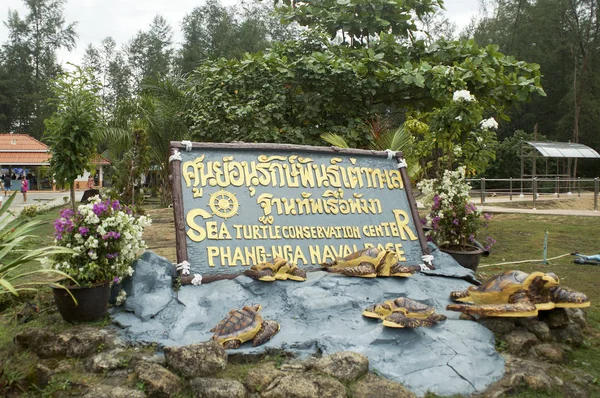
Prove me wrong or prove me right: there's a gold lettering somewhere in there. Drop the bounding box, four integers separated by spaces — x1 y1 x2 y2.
207 246 219 267
186 208 212 242
393 209 418 241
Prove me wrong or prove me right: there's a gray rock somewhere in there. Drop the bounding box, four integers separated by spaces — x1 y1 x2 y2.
543 308 569 329
562 381 590 398
135 362 181 398
503 329 539 355
551 324 584 347
35 363 54 388
164 341 227 378
88 348 127 372
480 318 516 335
565 308 588 329
15 327 106 358
82 386 146 398
352 373 416 398
112 251 506 397
311 351 369 382
190 377 247 398
261 373 346 398
523 372 554 392
517 318 552 342
529 343 566 363
245 363 285 392
123 251 175 321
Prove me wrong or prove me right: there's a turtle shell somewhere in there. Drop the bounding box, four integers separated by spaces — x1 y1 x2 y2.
212 305 263 345
474 270 530 293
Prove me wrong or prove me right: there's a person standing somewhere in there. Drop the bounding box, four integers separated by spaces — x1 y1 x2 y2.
21 178 28 203
3 174 11 196
87 175 94 190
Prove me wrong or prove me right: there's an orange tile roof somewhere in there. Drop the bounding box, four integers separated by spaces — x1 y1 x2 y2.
0 134 49 151
0 152 51 165
0 134 111 166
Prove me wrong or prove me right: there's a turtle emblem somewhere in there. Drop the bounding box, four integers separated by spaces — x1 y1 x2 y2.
321 247 418 278
211 304 280 349
446 270 590 317
363 297 446 328
244 257 307 282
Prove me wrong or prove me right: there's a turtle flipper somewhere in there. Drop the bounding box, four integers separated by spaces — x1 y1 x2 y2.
382 312 446 328
549 286 590 308
388 263 418 277
449 290 471 302
253 320 280 346
286 266 307 281
362 304 382 319
223 339 242 349
334 263 377 278
244 269 276 282
446 301 538 317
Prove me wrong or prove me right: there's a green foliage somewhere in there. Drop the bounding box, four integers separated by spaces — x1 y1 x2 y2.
44 65 102 210
484 130 549 179
19 205 42 218
0 192 75 297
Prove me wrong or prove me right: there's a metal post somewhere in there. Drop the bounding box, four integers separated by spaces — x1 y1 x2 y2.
556 176 560 198
533 177 537 210
542 230 549 265
480 178 486 204
595 177 599 212
578 177 581 198
509 177 513 201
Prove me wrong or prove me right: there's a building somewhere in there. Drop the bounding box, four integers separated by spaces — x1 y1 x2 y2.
0 133 110 190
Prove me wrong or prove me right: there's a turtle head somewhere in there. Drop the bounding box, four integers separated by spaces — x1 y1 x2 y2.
543 273 560 286
250 304 262 313
526 272 559 288
373 302 394 317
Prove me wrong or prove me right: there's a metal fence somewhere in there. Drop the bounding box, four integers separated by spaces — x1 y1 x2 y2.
465 177 600 211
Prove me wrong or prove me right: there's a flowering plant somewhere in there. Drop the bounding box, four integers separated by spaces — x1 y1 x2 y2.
48 196 152 285
417 167 495 251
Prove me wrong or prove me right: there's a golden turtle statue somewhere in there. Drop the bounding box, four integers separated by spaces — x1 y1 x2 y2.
363 297 446 328
447 270 590 317
244 257 307 282
210 304 280 349
321 247 418 278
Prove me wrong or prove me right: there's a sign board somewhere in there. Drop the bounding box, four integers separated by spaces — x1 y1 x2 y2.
170 142 429 279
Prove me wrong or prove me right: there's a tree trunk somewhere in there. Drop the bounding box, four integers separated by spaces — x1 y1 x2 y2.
70 183 76 211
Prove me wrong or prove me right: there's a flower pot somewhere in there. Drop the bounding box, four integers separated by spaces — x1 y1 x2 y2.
440 245 483 272
52 281 111 322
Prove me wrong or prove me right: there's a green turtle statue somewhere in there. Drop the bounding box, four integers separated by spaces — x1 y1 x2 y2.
447 270 590 317
321 247 418 278
210 304 280 349
244 257 307 282
363 297 446 328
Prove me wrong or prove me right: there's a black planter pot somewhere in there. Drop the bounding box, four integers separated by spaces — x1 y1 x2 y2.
440 245 483 272
52 281 111 322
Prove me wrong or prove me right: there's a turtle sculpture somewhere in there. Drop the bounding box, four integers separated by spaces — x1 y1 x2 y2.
321 247 418 278
363 297 446 328
211 304 280 349
244 257 307 282
447 270 590 317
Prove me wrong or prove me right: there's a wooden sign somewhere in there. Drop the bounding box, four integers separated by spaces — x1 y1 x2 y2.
169 142 429 281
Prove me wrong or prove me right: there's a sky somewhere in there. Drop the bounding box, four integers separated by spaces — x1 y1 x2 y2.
0 0 482 65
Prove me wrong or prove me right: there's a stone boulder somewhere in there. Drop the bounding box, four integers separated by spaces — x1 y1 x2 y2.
311 351 369 383
164 341 227 378
88 348 127 372
135 362 181 398
245 363 286 393
190 377 247 398
479 317 516 336
529 343 566 364
352 373 416 398
82 386 146 398
565 308 588 329
261 373 347 398
14 327 107 359
551 324 584 347
542 309 569 329
517 318 551 342
503 329 539 355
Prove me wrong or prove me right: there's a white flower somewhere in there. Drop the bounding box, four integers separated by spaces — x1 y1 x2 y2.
453 145 462 156
455 115 462 121
480 117 498 130
452 90 475 102
115 289 127 306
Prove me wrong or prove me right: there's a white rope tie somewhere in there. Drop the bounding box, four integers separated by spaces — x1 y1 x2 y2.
191 274 203 286
384 149 397 160
397 158 407 169
169 149 182 162
181 140 193 151
176 260 191 275
419 254 435 271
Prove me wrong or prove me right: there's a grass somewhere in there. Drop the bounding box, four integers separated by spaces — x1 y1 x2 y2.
477 213 600 397
1 205 600 396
